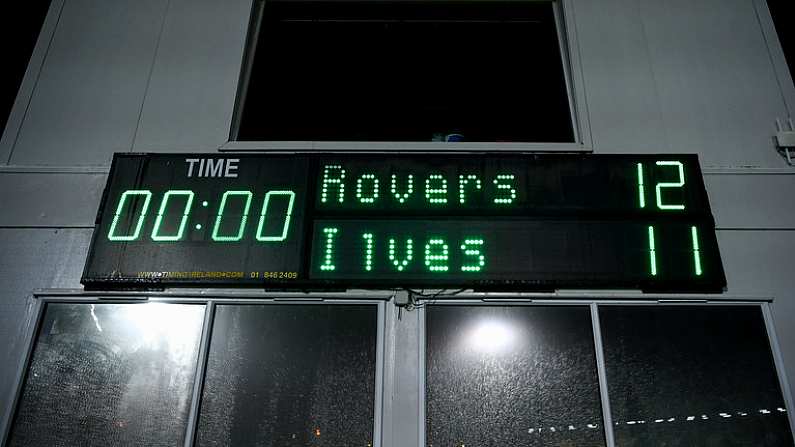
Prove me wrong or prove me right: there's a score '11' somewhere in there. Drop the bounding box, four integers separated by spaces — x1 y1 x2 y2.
638 161 702 277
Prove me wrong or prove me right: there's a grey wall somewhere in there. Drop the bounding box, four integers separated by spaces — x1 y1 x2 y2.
0 0 794 444
570 0 795 419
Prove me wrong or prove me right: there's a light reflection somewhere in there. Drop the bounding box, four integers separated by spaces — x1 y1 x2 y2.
89 304 102 332
525 407 786 436
119 303 202 363
465 318 518 354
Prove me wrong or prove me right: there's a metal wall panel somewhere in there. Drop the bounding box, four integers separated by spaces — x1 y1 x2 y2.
705 173 795 229
8 0 167 166
0 173 105 227
717 230 795 406
566 0 667 153
637 0 788 168
0 229 92 424
753 0 795 117
0 1 65 165
573 0 792 169
132 0 253 152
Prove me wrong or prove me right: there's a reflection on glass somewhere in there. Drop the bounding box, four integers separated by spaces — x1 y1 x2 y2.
8 303 204 447
426 306 606 447
466 318 519 353
600 305 794 447
195 304 377 447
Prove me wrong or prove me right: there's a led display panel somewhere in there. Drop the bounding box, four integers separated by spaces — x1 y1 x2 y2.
82 153 726 292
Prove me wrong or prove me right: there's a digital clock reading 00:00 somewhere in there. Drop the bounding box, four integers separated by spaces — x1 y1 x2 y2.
81 154 726 292
106 189 296 242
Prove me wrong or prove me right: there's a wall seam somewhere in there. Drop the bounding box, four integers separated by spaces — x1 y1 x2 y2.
634 0 671 153
752 0 793 117
5 0 66 165
129 0 172 153
717 228 795 232
565 0 595 149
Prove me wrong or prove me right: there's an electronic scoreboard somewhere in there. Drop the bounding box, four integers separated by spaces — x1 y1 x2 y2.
82 153 726 292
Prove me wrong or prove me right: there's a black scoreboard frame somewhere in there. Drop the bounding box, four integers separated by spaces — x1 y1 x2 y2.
81 153 727 293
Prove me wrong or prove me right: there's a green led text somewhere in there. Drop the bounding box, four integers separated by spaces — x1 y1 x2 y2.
151 190 194 241
318 164 520 207
108 190 152 241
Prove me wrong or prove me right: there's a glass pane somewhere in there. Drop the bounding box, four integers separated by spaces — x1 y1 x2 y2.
9 302 205 447
600 305 794 446
426 306 606 446
196 304 378 446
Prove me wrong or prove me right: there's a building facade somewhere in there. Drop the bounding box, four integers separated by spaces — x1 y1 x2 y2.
0 0 794 445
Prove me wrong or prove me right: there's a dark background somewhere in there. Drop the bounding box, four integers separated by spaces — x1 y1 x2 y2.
0 1 52 137
768 0 794 80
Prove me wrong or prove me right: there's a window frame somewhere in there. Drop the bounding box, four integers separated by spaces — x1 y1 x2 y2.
418 296 795 447
1 291 389 447
221 0 593 153
5 292 793 447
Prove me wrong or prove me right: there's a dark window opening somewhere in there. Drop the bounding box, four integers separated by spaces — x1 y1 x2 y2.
768 0 794 81
0 1 51 138
236 1 575 142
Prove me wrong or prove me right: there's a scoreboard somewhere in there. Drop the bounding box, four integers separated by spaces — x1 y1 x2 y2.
82 153 726 292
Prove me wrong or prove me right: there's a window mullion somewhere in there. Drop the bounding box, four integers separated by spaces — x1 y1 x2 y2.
184 301 215 447
590 303 617 447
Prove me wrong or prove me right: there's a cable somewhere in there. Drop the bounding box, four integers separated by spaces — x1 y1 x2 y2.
402 288 467 310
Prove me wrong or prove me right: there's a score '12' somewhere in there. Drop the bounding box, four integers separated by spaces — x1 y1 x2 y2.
639 161 702 277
